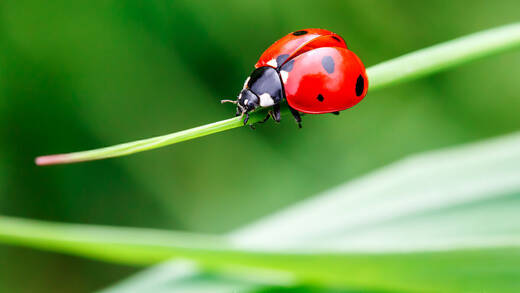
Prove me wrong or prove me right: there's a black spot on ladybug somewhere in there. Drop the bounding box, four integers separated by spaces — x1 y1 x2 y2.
281 59 295 72
276 54 289 67
317 94 324 102
355 75 365 96
332 36 341 42
321 56 335 74
293 30 308 36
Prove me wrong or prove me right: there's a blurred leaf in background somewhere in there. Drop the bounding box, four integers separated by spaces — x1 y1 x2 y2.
1 0 520 292
2 130 520 292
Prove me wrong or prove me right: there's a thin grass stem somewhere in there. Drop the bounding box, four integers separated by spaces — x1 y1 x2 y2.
36 23 520 165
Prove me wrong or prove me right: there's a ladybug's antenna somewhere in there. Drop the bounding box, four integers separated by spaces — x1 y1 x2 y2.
220 99 237 104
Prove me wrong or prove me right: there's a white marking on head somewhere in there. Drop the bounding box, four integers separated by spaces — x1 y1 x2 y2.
267 59 277 68
280 70 289 84
244 99 249 105
259 93 275 107
243 77 250 89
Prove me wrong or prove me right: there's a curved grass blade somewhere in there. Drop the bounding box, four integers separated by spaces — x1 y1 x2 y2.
36 23 520 165
1 214 520 293
101 130 520 293
230 132 520 252
36 116 246 165
5 131 520 292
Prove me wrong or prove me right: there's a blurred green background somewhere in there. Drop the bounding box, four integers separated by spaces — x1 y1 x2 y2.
1 1 519 292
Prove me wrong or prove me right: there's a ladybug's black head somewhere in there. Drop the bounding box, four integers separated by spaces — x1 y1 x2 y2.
237 89 259 115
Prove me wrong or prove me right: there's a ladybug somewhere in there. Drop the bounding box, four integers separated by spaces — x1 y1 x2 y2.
222 29 368 127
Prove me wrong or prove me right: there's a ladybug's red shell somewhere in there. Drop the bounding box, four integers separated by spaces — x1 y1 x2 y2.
281 47 368 114
229 28 367 123
255 29 347 69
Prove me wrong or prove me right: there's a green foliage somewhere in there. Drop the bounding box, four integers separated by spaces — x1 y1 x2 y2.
2 1 520 292
3 132 520 292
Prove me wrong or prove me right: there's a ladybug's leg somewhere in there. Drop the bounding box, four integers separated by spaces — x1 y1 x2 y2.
258 113 271 124
244 113 258 130
271 104 281 123
288 106 302 128
331 111 340 115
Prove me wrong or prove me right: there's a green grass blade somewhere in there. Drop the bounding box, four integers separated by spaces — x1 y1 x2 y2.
35 116 245 165
35 23 520 165
230 132 520 252
0 215 234 265
1 215 520 293
367 22 520 90
97 260 265 293
5 131 520 292
101 132 520 292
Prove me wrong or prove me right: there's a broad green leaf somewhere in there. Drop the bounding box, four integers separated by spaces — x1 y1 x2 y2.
230 132 520 252
3 131 520 292
103 131 520 292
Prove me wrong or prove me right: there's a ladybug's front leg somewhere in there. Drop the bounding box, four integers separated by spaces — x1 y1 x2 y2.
258 104 281 125
258 113 271 124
